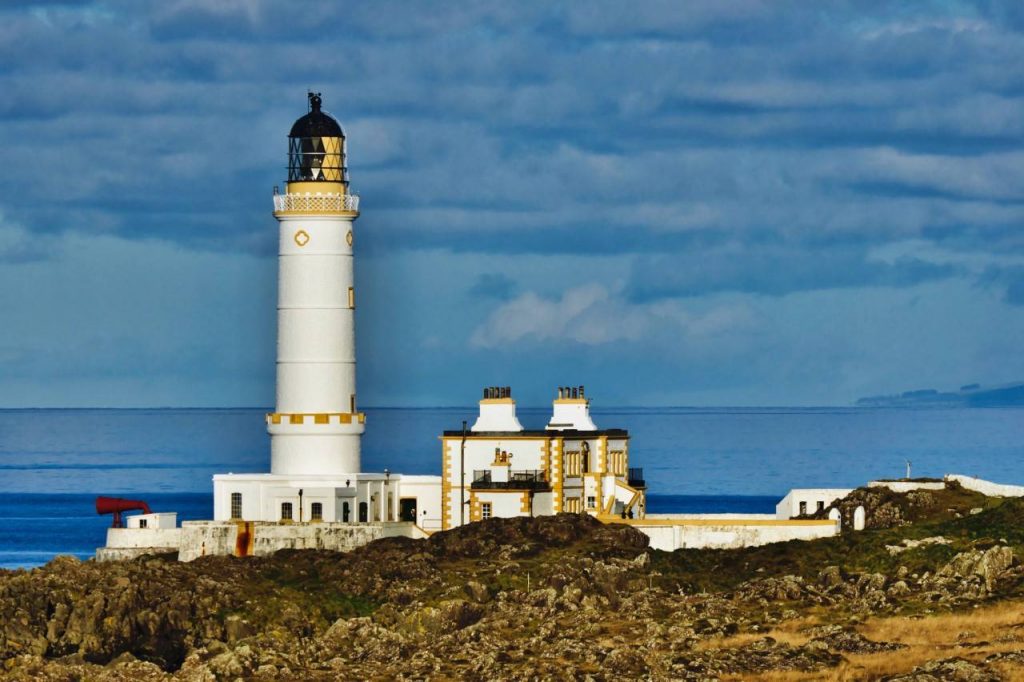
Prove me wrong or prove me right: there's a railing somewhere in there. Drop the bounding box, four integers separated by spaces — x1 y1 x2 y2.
273 192 359 213
628 468 645 488
471 470 550 491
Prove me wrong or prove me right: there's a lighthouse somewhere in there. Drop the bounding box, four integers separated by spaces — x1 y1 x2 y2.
266 92 364 476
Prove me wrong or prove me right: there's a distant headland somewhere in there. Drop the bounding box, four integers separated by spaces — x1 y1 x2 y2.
857 381 1024 407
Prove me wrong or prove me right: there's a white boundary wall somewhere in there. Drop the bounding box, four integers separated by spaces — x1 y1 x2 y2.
946 474 1024 497
868 480 944 493
632 520 838 551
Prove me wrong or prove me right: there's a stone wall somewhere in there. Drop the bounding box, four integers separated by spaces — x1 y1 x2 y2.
946 474 1024 498
177 521 405 562
868 480 945 493
627 519 838 551
96 528 183 562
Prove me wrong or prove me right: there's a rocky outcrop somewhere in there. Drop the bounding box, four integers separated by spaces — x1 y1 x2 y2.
2 509 1024 679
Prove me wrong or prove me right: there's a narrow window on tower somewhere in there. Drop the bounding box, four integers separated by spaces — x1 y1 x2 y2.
350 394 356 413
348 286 355 309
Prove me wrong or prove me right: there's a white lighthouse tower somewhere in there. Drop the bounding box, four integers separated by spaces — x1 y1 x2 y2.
267 92 363 476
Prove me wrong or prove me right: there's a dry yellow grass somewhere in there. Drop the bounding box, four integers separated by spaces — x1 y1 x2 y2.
714 600 1024 681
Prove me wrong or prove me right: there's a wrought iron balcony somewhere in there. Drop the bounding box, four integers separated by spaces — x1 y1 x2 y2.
628 467 645 488
273 192 359 213
471 469 550 491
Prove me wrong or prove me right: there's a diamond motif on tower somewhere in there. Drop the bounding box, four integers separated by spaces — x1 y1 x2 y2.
293 230 310 247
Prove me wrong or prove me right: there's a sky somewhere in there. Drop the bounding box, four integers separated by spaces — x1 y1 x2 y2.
1 1 1023 408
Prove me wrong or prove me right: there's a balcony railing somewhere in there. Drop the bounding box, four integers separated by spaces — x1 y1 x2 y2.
628 467 645 488
471 470 550 491
273 192 359 213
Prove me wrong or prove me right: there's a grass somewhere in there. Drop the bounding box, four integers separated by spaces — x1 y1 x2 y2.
713 600 1024 681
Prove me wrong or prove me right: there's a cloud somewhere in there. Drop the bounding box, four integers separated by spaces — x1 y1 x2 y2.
979 265 1024 306
0 214 57 264
468 272 517 300
2 2 1023 407
626 243 958 300
469 283 756 348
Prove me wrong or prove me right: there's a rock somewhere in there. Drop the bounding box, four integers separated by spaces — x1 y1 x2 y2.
224 615 256 644
886 536 950 555
818 566 842 587
939 546 1016 591
807 625 905 653
884 656 1000 681
463 580 490 603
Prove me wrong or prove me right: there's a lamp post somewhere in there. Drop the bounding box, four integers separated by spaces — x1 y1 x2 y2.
298 488 303 523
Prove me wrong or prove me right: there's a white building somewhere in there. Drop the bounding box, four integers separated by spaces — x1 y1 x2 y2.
775 488 853 519
96 93 843 560
206 92 443 533
441 385 646 529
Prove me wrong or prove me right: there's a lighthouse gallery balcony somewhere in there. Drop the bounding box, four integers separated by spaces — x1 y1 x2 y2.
273 192 359 213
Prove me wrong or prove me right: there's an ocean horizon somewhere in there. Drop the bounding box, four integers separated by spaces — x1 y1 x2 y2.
1 405 1021 568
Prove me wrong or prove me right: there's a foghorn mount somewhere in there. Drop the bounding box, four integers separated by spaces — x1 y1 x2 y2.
95 496 152 529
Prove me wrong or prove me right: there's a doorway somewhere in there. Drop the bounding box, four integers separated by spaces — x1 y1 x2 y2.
399 497 417 522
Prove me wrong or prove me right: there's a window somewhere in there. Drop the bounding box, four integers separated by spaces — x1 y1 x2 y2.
311 502 323 521
799 501 807 516
816 501 825 513
139 519 148 529
564 497 582 513
481 502 492 519
350 394 356 413
564 451 582 477
230 493 242 519
587 495 596 509
359 502 368 522
348 286 355 309
342 501 350 523
609 450 627 476
281 502 293 521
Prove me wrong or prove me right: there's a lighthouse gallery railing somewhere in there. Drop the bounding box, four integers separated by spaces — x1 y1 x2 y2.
273 192 360 213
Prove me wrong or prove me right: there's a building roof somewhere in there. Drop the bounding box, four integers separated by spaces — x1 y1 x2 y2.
442 428 629 438
289 92 344 138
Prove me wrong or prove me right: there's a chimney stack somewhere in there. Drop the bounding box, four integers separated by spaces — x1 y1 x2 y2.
471 385 523 432
546 383 598 431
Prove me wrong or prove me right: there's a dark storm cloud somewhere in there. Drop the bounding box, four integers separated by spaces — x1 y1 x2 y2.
468 273 518 301
1 1 1022 274
626 245 958 300
979 265 1024 306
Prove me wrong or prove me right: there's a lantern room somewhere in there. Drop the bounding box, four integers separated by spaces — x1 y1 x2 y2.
287 91 348 184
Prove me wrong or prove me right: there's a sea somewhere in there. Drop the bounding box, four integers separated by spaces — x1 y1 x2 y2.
1 406 1022 569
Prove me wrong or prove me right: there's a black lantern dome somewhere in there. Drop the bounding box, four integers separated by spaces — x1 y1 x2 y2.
288 92 348 184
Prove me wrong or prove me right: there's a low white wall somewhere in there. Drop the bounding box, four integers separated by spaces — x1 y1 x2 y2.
126 513 177 529
628 520 838 551
176 521 417 561
946 474 1024 497
868 480 944 492
104 527 181 549
647 513 777 520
